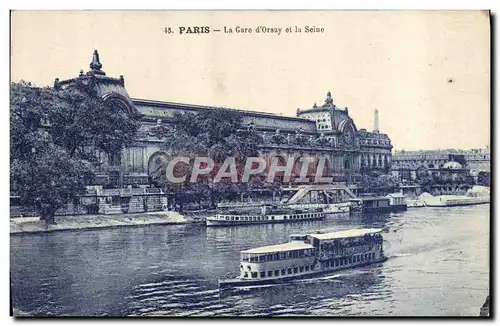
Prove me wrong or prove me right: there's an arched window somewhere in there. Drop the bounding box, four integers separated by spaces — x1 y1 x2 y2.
344 158 351 170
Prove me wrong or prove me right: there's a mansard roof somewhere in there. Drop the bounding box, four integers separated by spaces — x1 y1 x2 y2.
131 98 315 123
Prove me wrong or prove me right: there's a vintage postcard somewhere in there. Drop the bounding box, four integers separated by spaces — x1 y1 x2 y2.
9 10 490 317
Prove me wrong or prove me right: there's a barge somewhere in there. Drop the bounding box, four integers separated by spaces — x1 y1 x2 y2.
421 186 490 207
349 194 408 214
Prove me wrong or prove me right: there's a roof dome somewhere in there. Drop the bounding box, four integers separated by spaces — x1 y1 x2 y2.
443 161 463 169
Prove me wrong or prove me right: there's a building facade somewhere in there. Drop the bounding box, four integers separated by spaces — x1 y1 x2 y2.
391 148 489 196
391 148 490 181
46 50 394 214
391 151 465 182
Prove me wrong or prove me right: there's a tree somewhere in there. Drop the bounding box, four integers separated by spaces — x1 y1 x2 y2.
417 174 434 193
358 170 399 195
11 142 93 223
415 166 428 181
149 108 268 210
46 82 139 162
10 81 139 224
477 171 491 187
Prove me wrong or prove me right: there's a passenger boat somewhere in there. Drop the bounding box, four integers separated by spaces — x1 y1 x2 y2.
219 228 386 289
206 203 349 227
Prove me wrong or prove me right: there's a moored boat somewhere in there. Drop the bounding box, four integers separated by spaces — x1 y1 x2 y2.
423 195 489 207
219 228 386 289
206 203 349 227
209 184 354 227
350 194 408 213
421 186 490 207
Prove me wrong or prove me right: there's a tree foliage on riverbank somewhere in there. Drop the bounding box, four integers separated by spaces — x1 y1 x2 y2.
358 171 399 194
149 109 271 210
477 171 490 187
415 167 475 193
10 81 139 224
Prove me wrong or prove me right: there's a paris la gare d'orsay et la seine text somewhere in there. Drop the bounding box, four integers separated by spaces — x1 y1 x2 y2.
164 25 325 35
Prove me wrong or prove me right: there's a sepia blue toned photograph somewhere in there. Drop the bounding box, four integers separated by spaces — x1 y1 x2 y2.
9 10 490 317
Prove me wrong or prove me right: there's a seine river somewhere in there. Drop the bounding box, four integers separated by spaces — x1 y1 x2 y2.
10 205 489 316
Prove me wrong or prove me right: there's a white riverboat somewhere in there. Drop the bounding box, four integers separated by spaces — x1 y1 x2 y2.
219 228 386 289
421 186 490 207
206 204 349 227
208 184 354 227
423 195 489 207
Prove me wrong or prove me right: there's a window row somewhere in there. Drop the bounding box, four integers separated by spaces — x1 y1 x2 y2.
361 139 390 146
241 253 378 279
244 264 316 279
242 249 315 262
219 212 323 222
320 244 376 255
322 252 376 268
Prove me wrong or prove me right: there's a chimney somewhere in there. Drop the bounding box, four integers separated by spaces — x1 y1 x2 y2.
373 108 379 133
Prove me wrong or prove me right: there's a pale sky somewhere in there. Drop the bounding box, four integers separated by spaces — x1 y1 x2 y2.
11 11 490 151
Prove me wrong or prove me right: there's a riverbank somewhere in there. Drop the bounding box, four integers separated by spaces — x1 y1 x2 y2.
10 211 201 235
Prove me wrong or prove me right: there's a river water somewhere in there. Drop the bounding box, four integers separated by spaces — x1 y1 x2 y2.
10 205 489 316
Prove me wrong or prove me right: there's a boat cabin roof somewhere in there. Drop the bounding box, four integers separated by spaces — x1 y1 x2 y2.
289 234 307 238
351 197 390 202
241 242 314 254
308 228 383 240
386 193 405 198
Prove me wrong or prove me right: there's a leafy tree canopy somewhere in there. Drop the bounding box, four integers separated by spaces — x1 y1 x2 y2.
358 170 399 195
149 108 267 209
10 81 140 223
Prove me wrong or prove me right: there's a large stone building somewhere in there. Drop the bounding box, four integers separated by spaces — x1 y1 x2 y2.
391 150 466 182
47 50 393 214
391 148 490 196
391 148 490 181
